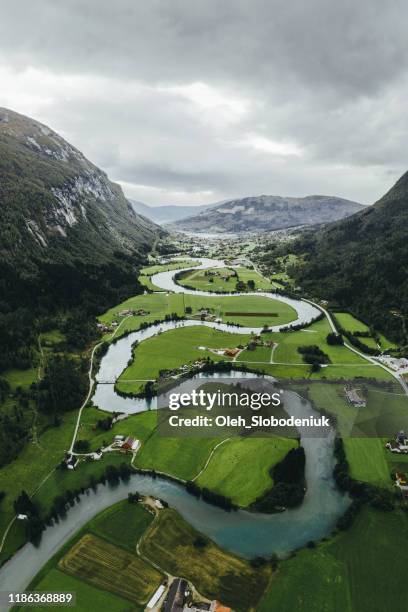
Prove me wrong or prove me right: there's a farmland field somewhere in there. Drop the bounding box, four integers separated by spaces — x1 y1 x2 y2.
59 534 163 604
140 508 271 611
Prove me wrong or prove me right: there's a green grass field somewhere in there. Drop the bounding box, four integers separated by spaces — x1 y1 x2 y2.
0 409 82 564
30 569 138 612
196 436 297 506
100 291 297 340
134 425 224 481
99 292 185 337
140 259 199 275
116 326 252 394
177 266 275 293
184 293 297 327
258 507 408 612
236 318 393 381
88 499 154 551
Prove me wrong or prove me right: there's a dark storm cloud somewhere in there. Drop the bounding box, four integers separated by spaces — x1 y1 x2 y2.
0 0 407 204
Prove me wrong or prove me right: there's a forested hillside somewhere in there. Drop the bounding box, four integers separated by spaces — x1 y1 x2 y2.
292 172 408 342
0 108 163 371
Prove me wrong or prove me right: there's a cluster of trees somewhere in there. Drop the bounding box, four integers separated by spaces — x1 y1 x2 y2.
0 307 37 373
13 491 43 544
96 415 114 431
327 332 343 345
37 355 88 416
235 279 255 291
297 345 331 365
0 354 88 467
278 312 324 333
185 481 237 511
249 554 279 570
139 313 185 331
251 447 306 512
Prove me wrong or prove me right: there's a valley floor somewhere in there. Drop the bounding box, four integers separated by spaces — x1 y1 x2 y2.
0 251 407 612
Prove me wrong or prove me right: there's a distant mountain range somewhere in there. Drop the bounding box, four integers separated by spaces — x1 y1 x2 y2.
293 172 408 342
0 108 162 312
165 195 365 233
130 200 217 223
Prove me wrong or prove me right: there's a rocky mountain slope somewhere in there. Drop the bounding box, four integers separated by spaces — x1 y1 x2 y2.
171 195 364 233
0 108 162 311
292 172 408 342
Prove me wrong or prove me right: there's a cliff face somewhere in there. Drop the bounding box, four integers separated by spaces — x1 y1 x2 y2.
0 108 163 311
0 107 160 261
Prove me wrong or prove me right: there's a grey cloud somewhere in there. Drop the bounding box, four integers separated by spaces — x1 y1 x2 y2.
0 1 407 205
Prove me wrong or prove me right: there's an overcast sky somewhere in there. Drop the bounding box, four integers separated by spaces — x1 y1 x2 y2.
1 0 407 206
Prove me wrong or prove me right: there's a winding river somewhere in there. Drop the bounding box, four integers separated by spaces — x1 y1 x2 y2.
0 257 348 600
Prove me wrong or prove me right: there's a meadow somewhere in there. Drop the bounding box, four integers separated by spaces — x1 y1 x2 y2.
196 436 297 506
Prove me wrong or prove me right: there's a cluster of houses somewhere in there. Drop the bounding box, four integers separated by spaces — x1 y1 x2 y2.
97 321 117 333
386 430 408 454
344 386 366 408
97 308 150 333
63 432 139 471
147 578 231 612
118 308 149 317
194 308 218 322
112 435 140 452
376 355 408 374
395 472 408 496
159 359 208 382
204 269 236 282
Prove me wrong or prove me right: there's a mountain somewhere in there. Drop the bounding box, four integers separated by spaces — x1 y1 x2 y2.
292 172 408 342
170 195 365 233
130 200 216 224
0 108 162 316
